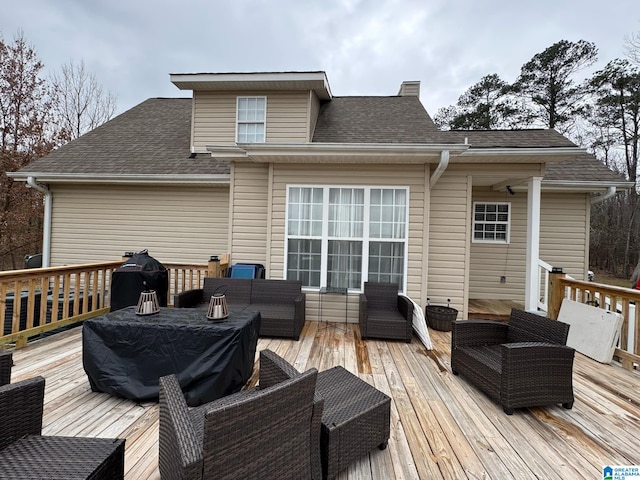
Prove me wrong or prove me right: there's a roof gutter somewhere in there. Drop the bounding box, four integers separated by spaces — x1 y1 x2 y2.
429 150 449 188
591 186 617 204
8 173 231 185
26 177 51 268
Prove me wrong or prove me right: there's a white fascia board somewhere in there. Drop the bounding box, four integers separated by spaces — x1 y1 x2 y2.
460 147 588 158
540 180 635 192
7 172 230 185
171 71 332 99
234 142 470 157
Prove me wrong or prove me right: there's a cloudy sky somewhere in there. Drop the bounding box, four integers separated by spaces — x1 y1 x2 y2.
2 0 639 117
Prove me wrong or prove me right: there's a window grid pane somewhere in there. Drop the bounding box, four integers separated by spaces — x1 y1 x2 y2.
370 188 406 239
473 202 510 242
288 187 323 237
237 97 265 143
287 239 321 287
328 188 364 238
327 241 362 289
368 242 404 289
286 186 408 292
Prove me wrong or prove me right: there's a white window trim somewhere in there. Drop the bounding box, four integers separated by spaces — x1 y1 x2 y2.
472 201 511 244
284 185 409 293
235 96 267 143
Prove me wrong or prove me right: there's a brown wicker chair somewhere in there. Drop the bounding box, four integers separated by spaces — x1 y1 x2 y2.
261 350 391 480
159 350 323 480
0 375 125 479
359 282 413 342
451 308 575 415
0 351 12 386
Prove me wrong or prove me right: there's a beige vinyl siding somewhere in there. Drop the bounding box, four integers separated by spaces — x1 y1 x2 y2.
469 190 590 303
48 184 229 265
229 163 270 268
469 188 527 302
308 92 321 141
428 171 470 317
238 162 428 322
192 91 310 150
540 192 589 280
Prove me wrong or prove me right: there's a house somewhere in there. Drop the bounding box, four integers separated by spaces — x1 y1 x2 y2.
9 71 632 320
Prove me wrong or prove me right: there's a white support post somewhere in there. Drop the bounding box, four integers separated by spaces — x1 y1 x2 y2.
525 177 542 311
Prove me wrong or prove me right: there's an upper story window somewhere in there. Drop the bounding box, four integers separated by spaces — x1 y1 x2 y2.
285 185 408 292
236 97 266 143
472 202 510 243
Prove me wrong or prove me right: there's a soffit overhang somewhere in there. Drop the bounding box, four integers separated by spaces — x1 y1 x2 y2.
170 71 332 100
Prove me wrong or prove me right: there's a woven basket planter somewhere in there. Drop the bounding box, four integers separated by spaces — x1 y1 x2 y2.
425 305 458 332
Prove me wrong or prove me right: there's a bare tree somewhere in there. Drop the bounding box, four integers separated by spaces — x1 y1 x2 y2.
625 30 640 66
0 31 61 270
50 60 117 141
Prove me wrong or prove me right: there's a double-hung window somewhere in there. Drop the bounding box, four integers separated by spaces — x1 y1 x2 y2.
472 202 510 243
236 97 266 143
286 186 408 292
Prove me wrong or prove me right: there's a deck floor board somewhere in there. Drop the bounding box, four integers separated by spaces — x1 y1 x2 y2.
7 321 640 479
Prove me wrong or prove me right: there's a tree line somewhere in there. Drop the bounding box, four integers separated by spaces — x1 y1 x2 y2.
435 36 640 280
0 31 116 270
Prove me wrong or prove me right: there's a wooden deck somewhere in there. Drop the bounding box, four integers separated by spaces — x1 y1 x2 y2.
8 320 640 479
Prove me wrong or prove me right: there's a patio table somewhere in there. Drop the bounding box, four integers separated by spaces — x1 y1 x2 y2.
82 306 260 406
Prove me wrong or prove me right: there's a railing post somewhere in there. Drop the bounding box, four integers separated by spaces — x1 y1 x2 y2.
547 267 565 320
208 256 221 278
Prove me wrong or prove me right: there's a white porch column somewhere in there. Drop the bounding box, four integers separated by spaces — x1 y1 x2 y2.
524 176 542 311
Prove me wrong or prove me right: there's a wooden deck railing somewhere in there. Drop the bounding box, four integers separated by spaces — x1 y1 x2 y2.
0 256 229 349
547 271 640 371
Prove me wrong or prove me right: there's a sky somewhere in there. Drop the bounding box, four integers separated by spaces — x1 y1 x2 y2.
2 0 639 118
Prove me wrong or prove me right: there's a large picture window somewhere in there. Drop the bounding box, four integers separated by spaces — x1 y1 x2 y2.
286 186 408 292
236 97 266 143
472 202 510 243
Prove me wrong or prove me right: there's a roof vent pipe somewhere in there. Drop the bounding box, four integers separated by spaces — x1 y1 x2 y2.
26 177 51 267
591 186 616 204
430 150 450 188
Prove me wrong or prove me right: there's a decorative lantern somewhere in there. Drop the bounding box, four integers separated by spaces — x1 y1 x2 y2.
135 290 160 315
207 286 228 320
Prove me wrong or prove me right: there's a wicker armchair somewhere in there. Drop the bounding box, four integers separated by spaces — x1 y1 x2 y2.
451 308 575 414
159 350 323 480
262 350 391 480
0 376 125 479
359 282 413 342
0 351 12 386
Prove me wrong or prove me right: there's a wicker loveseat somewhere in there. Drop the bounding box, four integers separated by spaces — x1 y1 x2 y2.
0 375 126 479
159 350 324 480
451 308 575 414
174 277 306 340
359 282 414 342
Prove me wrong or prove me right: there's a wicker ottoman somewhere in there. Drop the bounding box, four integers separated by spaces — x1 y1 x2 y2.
0 436 125 479
316 366 391 480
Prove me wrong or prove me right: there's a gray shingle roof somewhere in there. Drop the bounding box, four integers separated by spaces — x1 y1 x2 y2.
312 96 440 143
18 98 229 176
544 156 629 184
441 129 577 148
14 96 627 187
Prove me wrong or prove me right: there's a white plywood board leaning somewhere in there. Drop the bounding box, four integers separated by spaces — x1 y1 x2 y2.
557 299 623 364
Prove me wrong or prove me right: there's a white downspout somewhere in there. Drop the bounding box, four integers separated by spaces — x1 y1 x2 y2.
591 186 616 204
26 177 51 267
430 150 450 187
